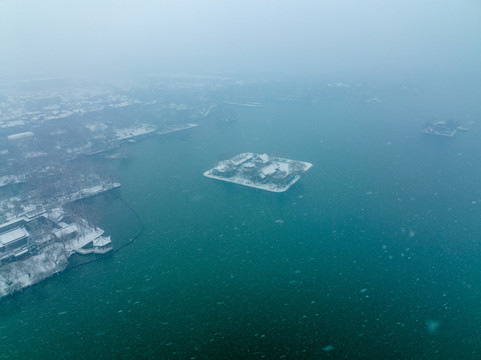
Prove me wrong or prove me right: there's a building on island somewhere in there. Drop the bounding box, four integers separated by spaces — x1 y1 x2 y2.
0 206 112 266
0 226 30 262
204 153 312 193
422 120 467 138
52 223 79 242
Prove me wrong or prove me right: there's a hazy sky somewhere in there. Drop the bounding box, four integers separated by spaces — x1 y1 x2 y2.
1 0 481 80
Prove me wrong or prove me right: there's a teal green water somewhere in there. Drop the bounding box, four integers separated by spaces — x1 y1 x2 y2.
2 91 481 359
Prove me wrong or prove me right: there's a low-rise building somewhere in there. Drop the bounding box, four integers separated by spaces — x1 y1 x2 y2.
52 223 78 241
0 226 30 262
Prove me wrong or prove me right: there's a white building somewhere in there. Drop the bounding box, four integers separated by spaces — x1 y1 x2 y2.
259 164 277 179
52 223 78 241
0 227 30 261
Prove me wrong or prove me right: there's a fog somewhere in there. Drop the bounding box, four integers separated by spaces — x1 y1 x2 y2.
2 0 481 80
4 1 481 359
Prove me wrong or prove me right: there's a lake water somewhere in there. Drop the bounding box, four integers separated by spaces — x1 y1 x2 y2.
2 85 481 359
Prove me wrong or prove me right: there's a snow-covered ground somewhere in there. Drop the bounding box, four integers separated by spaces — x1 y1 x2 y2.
0 247 67 298
58 182 121 203
0 120 25 128
0 174 26 188
204 172 304 192
86 123 108 132
114 124 156 140
0 225 107 298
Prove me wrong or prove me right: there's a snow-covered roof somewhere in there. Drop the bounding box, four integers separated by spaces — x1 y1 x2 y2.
47 208 64 222
0 227 29 246
25 205 46 219
53 224 78 239
258 153 269 163
93 236 111 247
260 164 277 177
13 248 28 257
277 162 289 173
231 153 254 166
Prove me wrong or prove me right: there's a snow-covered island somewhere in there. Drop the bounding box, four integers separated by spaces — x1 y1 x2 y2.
204 153 313 192
422 120 468 138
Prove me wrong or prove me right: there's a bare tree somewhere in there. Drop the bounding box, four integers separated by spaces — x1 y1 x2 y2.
0 264 20 295
44 245 68 271
0 265 14 288
17 261 34 280
67 200 96 229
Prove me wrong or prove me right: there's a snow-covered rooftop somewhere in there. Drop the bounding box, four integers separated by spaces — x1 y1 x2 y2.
47 208 64 222
93 236 111 247
258 153 269 163
260 164 277 177
0 227 29 246
276 162 289 173
52 224 78 239
231 153 254 166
